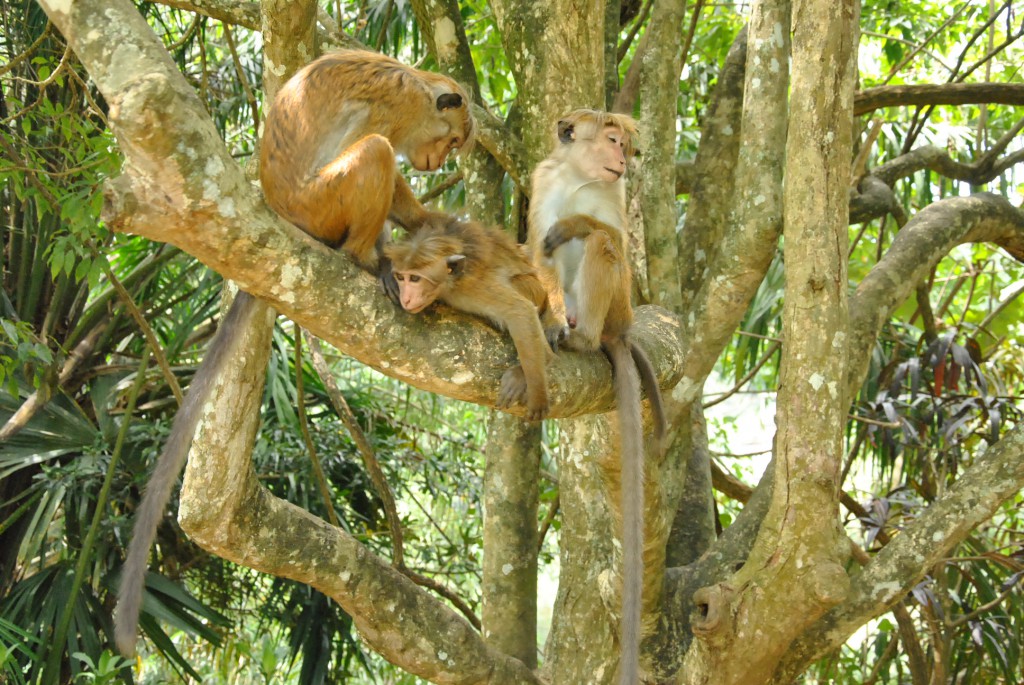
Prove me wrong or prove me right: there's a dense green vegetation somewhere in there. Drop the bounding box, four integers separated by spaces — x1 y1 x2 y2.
1 0 1021 683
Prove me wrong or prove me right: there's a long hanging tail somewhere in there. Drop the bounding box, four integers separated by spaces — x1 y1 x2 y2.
629 339 666 451
115 292 258 655
605 337 644 685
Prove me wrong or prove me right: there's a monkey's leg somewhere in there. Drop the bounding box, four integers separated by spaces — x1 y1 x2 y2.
311 133 396 268
509 273 563 355
565 232 621 352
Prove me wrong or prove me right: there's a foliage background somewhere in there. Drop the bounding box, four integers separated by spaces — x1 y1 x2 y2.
0 0 1022 683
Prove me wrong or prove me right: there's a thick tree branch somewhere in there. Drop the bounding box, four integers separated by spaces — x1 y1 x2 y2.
679 1 858 680
676 26 745 313
175 296 533 684
636 0 688 310
675 6 790 405
854 82 1024 116
144 0 261 29
771 421 1024 682
849 175 907 226
846 193 1024 400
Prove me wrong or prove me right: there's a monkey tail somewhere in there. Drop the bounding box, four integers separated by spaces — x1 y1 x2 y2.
115 292 258 656
605 336 644 685
629 339 666 452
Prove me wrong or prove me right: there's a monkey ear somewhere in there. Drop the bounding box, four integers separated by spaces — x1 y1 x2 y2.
436 93 464 111
446 254 467 276
557 120 575 144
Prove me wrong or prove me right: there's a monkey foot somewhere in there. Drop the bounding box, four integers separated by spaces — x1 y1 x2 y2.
497 366 548 421
545 324 569 351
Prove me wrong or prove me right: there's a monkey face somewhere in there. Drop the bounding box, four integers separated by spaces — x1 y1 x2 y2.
394 270 445 313
583 125 629 183
405 99 471 171
409 134 463 172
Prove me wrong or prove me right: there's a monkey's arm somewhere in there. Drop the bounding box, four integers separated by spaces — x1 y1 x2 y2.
510 272 568 350
388 176 448 231
494 294 552 421
541 214 622 257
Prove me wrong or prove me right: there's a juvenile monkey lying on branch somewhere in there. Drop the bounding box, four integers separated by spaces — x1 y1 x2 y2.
115 49 473 655
384 218 559 421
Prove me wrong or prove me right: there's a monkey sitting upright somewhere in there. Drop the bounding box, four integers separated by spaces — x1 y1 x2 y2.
384 219 559 421
115 49 473 656
527 108 666 685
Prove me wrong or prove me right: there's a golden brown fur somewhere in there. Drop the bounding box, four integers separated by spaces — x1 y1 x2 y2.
384 219 557 420
528 109 665 685
260 49 473 266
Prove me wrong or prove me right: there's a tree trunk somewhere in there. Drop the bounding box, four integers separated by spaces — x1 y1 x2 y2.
481 413 541 668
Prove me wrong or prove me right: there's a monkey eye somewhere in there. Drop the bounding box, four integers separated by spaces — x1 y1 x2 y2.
395 273 405 281
409 275 421 283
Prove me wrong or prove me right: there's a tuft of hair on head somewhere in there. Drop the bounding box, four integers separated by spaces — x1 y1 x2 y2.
384 232 465 271
555 108 639 158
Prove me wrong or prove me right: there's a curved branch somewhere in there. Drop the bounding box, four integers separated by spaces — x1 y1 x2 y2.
871 144 1024 188
144 0 261 29
771 422 1024 682
854 82 1024 116
846 193 1024 400
849 175 907 226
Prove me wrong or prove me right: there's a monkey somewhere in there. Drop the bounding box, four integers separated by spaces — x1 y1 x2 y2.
259 49 473 276
527 108 666 685
383 218 559 421
114 49 473 656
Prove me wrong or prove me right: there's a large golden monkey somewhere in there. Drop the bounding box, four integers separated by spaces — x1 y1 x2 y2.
384 218 559 420
528 109 666 685
259 50 473 270
115 50 473 656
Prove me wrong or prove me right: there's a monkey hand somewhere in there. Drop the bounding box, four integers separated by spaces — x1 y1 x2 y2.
545 324 569 352
542 218 590 257
497 365 548 421
378 255 402 304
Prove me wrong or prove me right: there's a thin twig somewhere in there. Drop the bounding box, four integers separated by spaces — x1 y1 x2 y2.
848 413 901 429
307 336 405 568
702 340 780 409
948 571 1023 628
295 329 342 529
879 4 969 85
537 493 560 553
0 22 52 77
223 23 260 134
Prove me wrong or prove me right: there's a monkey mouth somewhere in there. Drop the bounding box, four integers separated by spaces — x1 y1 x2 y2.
603 167 623 179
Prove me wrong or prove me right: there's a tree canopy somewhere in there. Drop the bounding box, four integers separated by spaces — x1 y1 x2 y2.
1 1 1022 684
